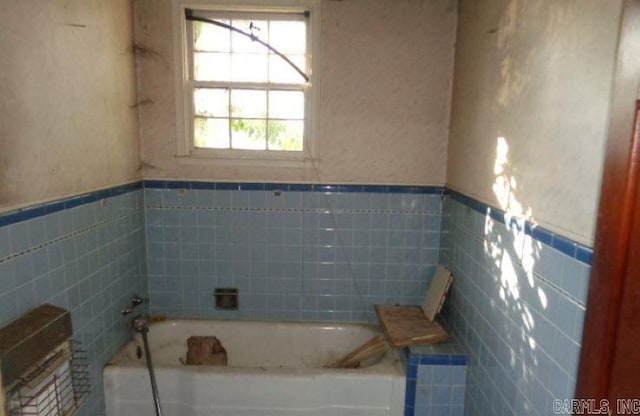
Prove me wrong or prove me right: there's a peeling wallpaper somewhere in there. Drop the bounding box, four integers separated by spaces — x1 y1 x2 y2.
134 0 457 186
446 0 623 246
0 0 141 212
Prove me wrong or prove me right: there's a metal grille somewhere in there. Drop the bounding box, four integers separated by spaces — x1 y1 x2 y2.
6 341 91 416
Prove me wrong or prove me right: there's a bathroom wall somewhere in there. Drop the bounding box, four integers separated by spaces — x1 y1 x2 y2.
0 187 147 416
441 0 623 415
144 182 443 322
0 1 146 414
134 0 456 186
440 194 589 416
0 0 141 212
446 0 622 246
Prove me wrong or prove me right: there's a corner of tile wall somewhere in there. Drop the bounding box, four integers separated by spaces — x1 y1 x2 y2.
403 342 468 416
438 193 590 416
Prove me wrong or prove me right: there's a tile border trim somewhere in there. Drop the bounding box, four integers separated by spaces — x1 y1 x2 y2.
403 347 468 416
143 180 445 194
0 180 596 266
445 189 593 265
0 182 142 227
0 180 442 228
405 348 468 366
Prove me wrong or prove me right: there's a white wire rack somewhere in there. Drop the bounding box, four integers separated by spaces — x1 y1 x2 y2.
6 341 90 416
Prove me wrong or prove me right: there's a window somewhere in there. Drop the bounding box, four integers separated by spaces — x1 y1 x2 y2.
173 1 320 165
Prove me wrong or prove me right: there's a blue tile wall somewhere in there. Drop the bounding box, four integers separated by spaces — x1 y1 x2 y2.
0 180 594 415
0 188 147 416
143 183 443 322
439 195 590 416
404 340 468 416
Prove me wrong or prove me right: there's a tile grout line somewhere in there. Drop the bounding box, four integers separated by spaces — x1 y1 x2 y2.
0 208 143 265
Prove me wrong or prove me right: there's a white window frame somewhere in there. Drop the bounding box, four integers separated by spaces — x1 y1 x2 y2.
172 0 321 167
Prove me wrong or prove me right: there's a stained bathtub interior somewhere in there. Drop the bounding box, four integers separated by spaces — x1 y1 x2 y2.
104 320 407 416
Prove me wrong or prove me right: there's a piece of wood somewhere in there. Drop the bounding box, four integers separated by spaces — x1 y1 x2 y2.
186 336 227 366
326 335 388 369
421 266 453 321
375 305 448 348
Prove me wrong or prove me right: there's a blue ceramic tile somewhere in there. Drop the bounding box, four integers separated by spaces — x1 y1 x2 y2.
441 197 590 416
452 367 466 385
451 385 466 405
287 184 313 192
142 181 444 195
451 405 464 416
190 181 216 190
165 181 191 189
237 182 265 191
145 180 167 189
532 225 553 246
430 366 453 386
552 234 577 258
405 378 417 408
575 245 593 265
263 183 289 191
404 405 414 416
216 182 241 190
8 223 31 255
407 362 418 380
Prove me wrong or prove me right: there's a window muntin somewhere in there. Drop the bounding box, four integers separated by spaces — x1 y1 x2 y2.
186 11 309 155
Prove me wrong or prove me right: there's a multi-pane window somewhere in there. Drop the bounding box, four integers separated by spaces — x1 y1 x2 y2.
185 10 311 156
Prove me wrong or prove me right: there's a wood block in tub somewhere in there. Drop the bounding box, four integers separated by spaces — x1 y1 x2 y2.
375 305 448 348
186 336 227 366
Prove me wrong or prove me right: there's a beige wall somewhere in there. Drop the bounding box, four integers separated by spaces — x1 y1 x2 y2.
135 0 457 185
0 0 141 212
446 0 623 245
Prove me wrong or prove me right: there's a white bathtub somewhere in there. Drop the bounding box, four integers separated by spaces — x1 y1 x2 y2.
103 319 406 416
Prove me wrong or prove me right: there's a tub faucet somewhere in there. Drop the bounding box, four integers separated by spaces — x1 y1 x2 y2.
122 295 146 316
130 315 150 334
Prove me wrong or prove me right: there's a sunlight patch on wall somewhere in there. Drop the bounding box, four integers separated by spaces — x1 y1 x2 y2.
482 134 546 388
492 136 542 292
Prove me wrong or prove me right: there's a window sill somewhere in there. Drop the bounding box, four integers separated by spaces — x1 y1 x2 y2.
175 154 319 169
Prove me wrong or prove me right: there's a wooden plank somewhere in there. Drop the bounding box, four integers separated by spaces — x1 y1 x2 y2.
375 305 448 348
421 266 453 321
325 335 388 369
